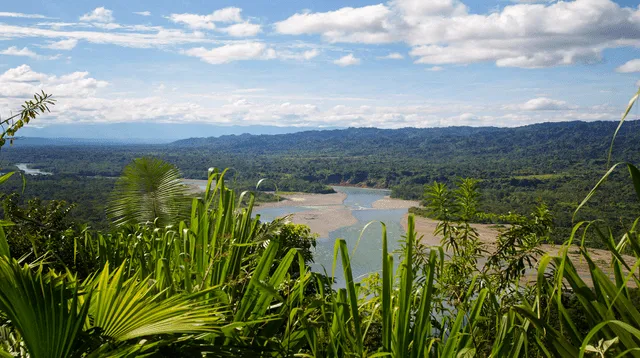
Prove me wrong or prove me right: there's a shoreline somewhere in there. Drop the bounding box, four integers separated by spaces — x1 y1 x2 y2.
254 191 418 238
255 192 353 238
403 214 632 285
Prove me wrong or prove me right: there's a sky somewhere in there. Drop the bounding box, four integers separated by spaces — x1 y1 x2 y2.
0 0 639 135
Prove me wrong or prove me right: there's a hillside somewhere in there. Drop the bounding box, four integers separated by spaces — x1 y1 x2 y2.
171 121 640 164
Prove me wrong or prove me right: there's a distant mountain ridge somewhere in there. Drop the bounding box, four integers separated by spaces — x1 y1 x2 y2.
170 121 640 163
19 123 337 142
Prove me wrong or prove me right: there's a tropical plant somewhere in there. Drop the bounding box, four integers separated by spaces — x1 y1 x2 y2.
107 157 190 227
0 91 55 149
0 91 55 196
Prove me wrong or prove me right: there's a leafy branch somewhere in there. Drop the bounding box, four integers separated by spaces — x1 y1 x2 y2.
0 91 56 148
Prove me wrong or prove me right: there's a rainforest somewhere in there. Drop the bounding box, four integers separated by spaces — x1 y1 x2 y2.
0 86 638 357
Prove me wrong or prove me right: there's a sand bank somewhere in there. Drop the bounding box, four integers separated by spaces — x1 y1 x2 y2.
255 192 356 237
287 207 358 238
371 196 420 209
405 214 634 285
256 192 347 208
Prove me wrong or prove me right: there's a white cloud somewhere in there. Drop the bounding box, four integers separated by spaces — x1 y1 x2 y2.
509 97 573 111
168 7 244 30
391 0 468 18
274 4 396 44
274 48 320 61
0 64 107 99
183 42 273 64
426 66 443 71
0 23 212 49
302 49 319 60
43 39 78 50
616 59 640 73
510 0 555 3
0 46 60 60
275 0 640 69
0 65 622 129
80 7 114 23
133 11 151 16
334 54 360 66
379 52 404 59
219 22 262 37
167 13 217 30
1 46 38 58
208 7 243 23
0 12 51 19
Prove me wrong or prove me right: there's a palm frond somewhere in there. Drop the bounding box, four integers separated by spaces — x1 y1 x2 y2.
0 257 89 358
107 157 189 227
87 263 229 342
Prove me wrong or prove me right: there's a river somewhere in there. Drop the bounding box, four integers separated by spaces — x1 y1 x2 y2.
16 163 52 175
255 186 410 287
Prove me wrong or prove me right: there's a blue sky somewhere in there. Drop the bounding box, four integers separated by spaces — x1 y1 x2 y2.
0 0 639 132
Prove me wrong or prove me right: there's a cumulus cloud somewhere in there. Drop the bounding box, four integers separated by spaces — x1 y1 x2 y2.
0 65 621 128
507 97 573 111
168 7 244 29
0 46 60 60
43 39 78 50
334 54 360 66
379 52 404 59
79 7 114 23
426 66 443 71
1 46 38 58
274 4 397 44
133 11 151 16
275 0 640 68
616 59 640 73
183 42 274 64
0 64 108 99
219 22 262 37
0 12 51 19
167 7 261 36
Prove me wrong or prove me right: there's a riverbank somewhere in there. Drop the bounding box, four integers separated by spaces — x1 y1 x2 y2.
405 214 632 284
255 192 356 237
256 192 347 207
371 196 419 209
254 190 627 285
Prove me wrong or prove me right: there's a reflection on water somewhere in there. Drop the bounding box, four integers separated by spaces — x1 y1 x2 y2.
255 186 407 287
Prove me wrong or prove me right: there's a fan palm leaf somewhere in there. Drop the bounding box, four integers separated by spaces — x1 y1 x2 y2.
107 157 189 227
0 257 90 358
86 263 230 342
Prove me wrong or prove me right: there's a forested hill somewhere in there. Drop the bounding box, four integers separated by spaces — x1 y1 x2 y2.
171 120 640 164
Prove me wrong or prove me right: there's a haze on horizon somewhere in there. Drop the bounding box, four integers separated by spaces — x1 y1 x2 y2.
0 0 639 138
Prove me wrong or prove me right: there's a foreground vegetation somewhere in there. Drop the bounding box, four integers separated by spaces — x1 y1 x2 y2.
0 88 639 356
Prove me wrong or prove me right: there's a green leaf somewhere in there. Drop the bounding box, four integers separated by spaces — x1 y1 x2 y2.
0 172 14 185
608 87 640 167
107 157 190 227
0 227 9 258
